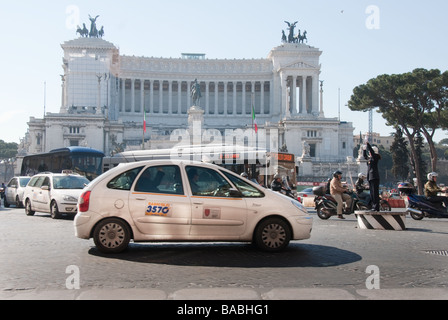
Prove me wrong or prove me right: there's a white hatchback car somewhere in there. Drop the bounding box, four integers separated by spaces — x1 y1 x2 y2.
23 171 90 219
4 176 31 208
74 160 312 253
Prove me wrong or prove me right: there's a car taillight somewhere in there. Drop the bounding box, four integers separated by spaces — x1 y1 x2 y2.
79 191 91 212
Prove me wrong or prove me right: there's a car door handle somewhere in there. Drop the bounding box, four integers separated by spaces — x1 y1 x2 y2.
193 201 204 205
252 203 262 207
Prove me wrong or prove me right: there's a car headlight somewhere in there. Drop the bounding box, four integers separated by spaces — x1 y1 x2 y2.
63 195 78 202
291 199 306 212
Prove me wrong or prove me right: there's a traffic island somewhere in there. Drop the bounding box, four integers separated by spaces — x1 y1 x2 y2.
355 210 407 231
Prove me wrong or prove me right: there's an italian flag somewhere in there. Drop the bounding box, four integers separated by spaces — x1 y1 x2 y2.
143 110 147 133
252 105 258 133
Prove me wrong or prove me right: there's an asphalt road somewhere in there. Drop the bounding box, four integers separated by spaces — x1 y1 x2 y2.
0 205 447 300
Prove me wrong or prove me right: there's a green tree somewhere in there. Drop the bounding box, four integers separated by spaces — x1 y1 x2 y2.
377 145 393 184
0 140 18 159
348 69 448 194
390 128 409 181
412 131 427 183
400 69 448 172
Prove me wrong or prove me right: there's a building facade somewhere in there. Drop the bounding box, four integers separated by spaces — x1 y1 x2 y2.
21 26 359 181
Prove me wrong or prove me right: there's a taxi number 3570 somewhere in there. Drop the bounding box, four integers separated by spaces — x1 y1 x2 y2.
146 202 170 216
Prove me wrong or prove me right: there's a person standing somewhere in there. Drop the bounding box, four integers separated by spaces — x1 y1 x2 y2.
363 142 381 211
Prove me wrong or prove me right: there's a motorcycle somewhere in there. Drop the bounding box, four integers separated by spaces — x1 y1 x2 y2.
312 186 370 220
271 177 296 200
398 182 448 220
280 176 297 199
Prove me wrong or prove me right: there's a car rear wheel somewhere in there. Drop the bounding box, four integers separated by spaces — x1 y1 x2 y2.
25 199 35 216
15 196 23 208
93 218 131 253
254 217 291 252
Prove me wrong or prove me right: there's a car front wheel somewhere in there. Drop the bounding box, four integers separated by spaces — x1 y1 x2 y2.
93 218 131 253
254 217 291 252
50 201 61 219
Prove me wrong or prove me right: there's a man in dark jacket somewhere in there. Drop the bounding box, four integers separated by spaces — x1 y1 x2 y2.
363 142 381 211
270 174 284 192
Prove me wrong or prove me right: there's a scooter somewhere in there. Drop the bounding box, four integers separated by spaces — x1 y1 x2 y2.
398 182 448 220
312 186 370 220
271 177 296 199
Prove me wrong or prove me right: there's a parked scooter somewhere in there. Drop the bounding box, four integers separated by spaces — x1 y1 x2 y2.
312 186 370 220
398 182 448 220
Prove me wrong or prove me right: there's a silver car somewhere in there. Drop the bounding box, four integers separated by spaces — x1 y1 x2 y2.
297 187 315 203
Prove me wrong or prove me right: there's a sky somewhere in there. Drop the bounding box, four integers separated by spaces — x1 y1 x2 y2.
1 0 448 144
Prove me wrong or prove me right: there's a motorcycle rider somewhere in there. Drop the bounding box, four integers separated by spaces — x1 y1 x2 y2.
330 170 351 219
270 174 284 192
424 172 448 208
270 174 294 198
355 173 371 205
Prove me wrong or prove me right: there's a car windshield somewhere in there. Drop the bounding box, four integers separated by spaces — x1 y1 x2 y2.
19 178 31 187
52 175 89 189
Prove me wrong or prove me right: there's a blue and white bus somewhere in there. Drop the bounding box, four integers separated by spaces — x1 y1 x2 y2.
20 147 105 181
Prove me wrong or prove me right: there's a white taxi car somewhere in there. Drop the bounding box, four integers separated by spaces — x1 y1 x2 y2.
23 171 90 219
74 160 312 253
4 176 31 208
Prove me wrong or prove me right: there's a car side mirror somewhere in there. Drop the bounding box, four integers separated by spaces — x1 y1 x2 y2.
41 186 50 191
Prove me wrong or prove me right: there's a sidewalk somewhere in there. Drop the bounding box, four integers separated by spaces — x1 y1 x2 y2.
2 287 448 300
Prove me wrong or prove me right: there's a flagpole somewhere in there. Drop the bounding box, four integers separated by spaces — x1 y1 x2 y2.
251 91 258 134
251 92 254 134
142 110 146 150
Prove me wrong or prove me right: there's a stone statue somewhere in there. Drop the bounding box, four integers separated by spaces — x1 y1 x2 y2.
89 15 100 38
297 30 308 43
284 21 298 43
191 79 202 107
282 20 309 44
76 23 89 37
76 15 105 38
302 141 310 157
281 30 287 43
